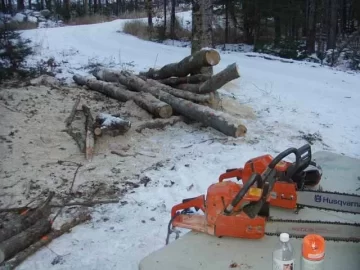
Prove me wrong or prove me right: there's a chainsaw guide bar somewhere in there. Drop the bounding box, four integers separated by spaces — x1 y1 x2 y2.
265 218 360 243
295 189 360 214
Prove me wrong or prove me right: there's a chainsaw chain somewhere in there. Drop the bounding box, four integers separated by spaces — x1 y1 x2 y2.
266 218 360 243
295 188 360 215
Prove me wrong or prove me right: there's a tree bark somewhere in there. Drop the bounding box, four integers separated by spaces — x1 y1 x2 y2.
0 192 54 243
109 71 247 137
158 74 210 86
0 219 52 263
94 69 212 103
135 116 183 132
139 49 220 79
73 75 172 119
176 63 240 94
82 105 95 161
0 214 91 270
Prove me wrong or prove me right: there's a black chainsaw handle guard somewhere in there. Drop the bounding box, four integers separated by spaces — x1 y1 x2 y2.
223 173 262 215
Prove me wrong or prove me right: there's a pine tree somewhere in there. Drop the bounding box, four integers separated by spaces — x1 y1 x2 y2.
0 18 33 82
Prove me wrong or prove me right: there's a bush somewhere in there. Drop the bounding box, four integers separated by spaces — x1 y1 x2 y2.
0 18 34 83
123 20 152 40
122 16 191 42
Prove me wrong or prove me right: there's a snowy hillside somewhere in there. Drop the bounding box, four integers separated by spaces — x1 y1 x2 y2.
7 11 360 270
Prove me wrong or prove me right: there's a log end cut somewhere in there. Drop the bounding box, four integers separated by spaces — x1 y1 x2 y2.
204 49 221 66
158 105 173 119
234 124 247 137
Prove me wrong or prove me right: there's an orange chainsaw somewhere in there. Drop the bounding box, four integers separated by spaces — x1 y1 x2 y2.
218 144 322 212
218 144 360 214
166 145 360 244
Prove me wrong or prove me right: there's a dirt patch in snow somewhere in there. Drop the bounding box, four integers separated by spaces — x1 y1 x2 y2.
0 79 256 214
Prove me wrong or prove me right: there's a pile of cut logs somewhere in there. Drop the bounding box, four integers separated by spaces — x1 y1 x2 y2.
72 49 247 139
0 192 91 270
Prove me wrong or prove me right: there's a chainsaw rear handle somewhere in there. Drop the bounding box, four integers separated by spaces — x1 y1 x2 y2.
223 173 263 215
295 144 312 174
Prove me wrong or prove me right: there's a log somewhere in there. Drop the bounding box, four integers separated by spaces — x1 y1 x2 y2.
0 218 52 263
158 74 210 86
82 105 95 161
139 49 220 79
93 69 212 104
94 113 131 137
108 71 247 137
135 116 183 132
73 75 172 118
0 192 54 243
0 214 91 270
176 63 241 94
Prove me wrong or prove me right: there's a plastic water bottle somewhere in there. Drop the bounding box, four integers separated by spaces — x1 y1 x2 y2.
273 233 295 270
301 234 325 270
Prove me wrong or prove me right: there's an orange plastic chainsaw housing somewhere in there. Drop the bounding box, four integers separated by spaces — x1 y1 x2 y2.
171 180 268 239
218 154 298 210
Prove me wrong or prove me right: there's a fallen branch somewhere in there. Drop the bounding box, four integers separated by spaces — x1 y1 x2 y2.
105 71 247 137
0 192 54 243
93 69 211 103
0 213 91 270
0 218 52 263
135 116 183 132
139 49 220 79
111 150 135 157
64 96 81 128
82 105 95 161
176 63 240 94
50 199 119 208
73 75 172 118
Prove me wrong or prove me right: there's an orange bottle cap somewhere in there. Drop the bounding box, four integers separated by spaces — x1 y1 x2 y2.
302 234 325 261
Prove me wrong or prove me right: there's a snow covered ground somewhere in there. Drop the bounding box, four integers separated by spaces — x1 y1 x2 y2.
8 11 360 270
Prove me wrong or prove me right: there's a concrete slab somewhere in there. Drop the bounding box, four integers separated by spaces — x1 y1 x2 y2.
139 151 360 270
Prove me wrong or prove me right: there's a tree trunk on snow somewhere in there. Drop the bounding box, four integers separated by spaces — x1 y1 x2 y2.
108 71 247 137
327 0 338 50
191 0 214 75
73 75 172 118
306 0 316 54
0 214 91 270
170 0 176 39
0 219 52 263
139 49 220 79
158 74 210 86
200 0 214 75
191 0 202 54
176 63 240 94
94 69 212 103
82 105 95 161
0 192 54 243
146 0 153 28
